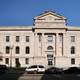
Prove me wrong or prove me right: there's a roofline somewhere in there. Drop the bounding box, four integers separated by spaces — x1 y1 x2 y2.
67 27 80 31
0 26 33 31
34 11 66 20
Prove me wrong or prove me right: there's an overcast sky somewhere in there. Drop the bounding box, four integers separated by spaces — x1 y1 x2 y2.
0 0 80 26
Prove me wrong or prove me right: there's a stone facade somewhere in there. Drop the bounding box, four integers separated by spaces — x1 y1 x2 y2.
0 11 80 69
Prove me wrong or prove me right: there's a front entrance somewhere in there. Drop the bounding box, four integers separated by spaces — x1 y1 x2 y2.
47 46 54 66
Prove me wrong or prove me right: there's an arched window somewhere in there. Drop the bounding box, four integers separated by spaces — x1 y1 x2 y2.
26 47 30 54
47 46 53 50
71 46 75 54
16 46 20 54
6 46 10 54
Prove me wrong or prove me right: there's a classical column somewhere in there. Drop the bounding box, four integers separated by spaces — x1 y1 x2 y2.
62 33 66 56
33 33 37 64
56 33 59 56
41 33 43 56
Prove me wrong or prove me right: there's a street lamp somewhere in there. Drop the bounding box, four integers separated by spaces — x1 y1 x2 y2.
10 46 14 68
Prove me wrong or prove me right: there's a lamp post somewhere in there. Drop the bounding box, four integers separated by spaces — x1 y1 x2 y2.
10 46 13 68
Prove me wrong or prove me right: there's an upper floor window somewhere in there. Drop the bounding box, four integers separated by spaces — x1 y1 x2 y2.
6 36 10 42
71 46 75 54
26 36 29 42
15 46 20 54
37 33 42 42
6 46 10 54
59 33 63 42
47 46 53 51
16 36 19 42
26 47 30 54
71 36 75 42
47 35 53 42
71 58 75 64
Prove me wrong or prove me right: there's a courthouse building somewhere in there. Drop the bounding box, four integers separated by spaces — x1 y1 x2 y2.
0 11 80 68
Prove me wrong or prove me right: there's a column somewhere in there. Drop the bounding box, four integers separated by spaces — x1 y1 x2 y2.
33 33 37 64
63 33 66 56
56 33 59 56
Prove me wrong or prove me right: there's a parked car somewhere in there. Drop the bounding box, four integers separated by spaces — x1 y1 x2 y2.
45 67 63 74
63 67 80 74
25 65 45 73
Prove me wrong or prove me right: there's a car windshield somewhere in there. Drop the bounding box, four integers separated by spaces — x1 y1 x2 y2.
28 65 37 68
39 65 44 68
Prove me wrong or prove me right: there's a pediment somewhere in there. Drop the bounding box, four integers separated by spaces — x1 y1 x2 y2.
34 11 66 22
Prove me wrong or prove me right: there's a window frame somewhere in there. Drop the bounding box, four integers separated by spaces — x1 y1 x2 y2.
25 58 29 64
15 46 20 54
5 58 9 64
71 58 75 64
47 35 53 42
71 36 75 42
26 36 29 42
26 46 30 54
71 46 75 54
16 36 20 42
6 36 10 42
6 46 10 54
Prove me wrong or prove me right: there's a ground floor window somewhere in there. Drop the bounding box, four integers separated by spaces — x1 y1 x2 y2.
71 58 75 64
15 58 21 67
25 58 29 64
5 58 9 64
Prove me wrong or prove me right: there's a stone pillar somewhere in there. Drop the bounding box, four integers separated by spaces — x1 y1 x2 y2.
63 33 66 56
56 33 59 56
34 33 37 64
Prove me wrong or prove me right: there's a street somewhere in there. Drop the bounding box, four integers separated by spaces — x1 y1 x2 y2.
0 69 80 80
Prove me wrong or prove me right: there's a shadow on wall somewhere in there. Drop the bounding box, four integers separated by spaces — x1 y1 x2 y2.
0 67 26 80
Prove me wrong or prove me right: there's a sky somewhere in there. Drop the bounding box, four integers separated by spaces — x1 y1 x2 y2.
0 0 80 26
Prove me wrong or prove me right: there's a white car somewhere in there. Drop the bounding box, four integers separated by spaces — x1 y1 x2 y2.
25 65 45 73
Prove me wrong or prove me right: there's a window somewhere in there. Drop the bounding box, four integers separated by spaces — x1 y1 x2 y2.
6 46 10 54
15 58 20 67
26 47 30 54
6 36 10 42
0 55 3 61
71 46 75 54
15 46 20 54
59 34 63 42
26 36 29 42
47 46 53 50
16 36 19 42
0 57 2 61
71 58 75 64
71 36 75 42
47 54 53 58
47 35 53 42
25 58 29 64
5 58 9 64
37 33 42 42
